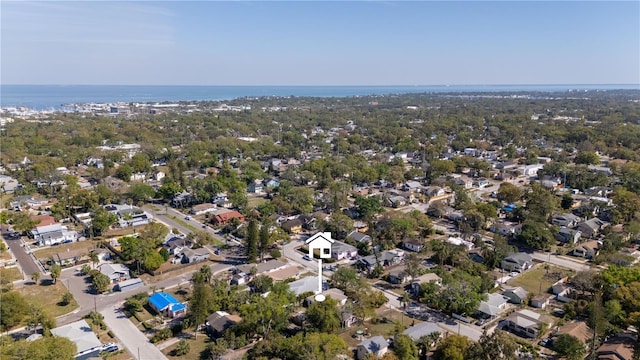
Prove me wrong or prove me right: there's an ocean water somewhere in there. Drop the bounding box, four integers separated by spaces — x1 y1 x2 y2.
1 84 638 110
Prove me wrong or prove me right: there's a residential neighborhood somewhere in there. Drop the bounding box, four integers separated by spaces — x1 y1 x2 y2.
1 90 640 360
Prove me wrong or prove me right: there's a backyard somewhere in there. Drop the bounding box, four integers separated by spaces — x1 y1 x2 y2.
17 281 79 318
507 264 575 295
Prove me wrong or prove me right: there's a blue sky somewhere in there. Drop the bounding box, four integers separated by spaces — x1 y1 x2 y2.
1 1 639 85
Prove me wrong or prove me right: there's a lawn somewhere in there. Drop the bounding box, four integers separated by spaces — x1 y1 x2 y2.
162 335 213 360
507 265 575 295
247 197 267 208
341 308 416 348
0 267 23 282
33 240 97 260
17 281 79 318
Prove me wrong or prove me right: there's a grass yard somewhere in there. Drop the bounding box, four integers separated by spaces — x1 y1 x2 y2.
0 267 23 282
507 265 575 295
162 335 213 359
33 240 97 260
17 281 79 318
247 197 267 208
341 309 415 348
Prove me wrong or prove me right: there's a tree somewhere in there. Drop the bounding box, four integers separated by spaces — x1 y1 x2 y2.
2 335 77 360
355 195 384 221
259 220 271 260
465 330 518 360
246 219 258 263
553 334 585 360
561 193 574 210
31 271 41 284
496 182 523 204
306 296 341 333
394 334 418 360
432 335 471 360
174 339 191 356
91 272 110 293
574 151 600 165
331 267 361 292
524 183 557 221
89 251 99 268
49 263 61 284
251 275 273 294
61 292 73 306
115 163 133 181
128 182 156 202
80 264 91 275
188 272 213 338
9 211 39 233
405 253 422 283
91 207 117 236
0 291 29 331
320 212 354 240
518 220 555 250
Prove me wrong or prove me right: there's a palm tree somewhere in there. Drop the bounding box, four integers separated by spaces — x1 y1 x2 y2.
89 251 99 269
199 265 212 283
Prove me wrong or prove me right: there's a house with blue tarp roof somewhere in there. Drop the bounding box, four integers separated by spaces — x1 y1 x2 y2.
503 203 516 212
148 292 187 318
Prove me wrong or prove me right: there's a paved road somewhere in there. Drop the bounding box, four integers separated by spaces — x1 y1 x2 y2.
2 232 40 277
530 251 591 272
102 302 168 360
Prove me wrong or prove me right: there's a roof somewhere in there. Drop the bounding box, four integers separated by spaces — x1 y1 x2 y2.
504 287 529 300
347 231 371 243
33 223 64 234
206 311 242 333
324 288 348 303
332 241 357 254
51 319 102 354
403 322 441 340
504 252 533 265
557 321 591 344
99 263 130 277
413 273 442 284
236 259 287 274
597 335 635 360
288 276 318 296
506 310 542 329
358 335 388 353
264 265 300 281
149 292 183 312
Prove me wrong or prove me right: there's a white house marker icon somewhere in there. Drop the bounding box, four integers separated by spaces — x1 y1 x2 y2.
305 232 334 302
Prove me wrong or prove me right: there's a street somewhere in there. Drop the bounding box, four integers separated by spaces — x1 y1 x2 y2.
530 251 591 272
2 232 41 277
102 303 168 360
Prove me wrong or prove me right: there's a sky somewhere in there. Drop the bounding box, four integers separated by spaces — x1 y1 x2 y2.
1 1 639 86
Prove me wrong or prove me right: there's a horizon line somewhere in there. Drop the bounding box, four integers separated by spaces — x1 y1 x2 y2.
3 83 640 87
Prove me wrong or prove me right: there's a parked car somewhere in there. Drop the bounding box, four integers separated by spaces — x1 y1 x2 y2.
185 216 191 220
102 343 119 352
303 254 312 261
475 318 488 326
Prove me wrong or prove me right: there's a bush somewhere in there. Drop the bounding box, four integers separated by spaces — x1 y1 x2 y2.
107 330 115 338
270 249 281 259
150 328 172 343
174 339 190 356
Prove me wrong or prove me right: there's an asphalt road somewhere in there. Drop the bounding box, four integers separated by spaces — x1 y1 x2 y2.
2 232 41 277
102 303 168 360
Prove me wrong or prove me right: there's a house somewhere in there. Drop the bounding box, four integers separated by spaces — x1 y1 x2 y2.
556 227 582 244
211 210 245 225
403 181 423 192
31 223 77 246
164 237 193 255
596 334 636 360
50 320 102 359
403 321 442 341
446 236 474 250
347 230 371 245
148 292 187 318
501 253 533 273
305 232 334 259
281 219 303 234
190 203 218 216
411 273 442 294
357 335 388 360
305 288 348 307
0 175 22 193
556 321 591 345
181 248 210 263
388 267 410 284
476 293 509 318
248 180 264 193
503 309 544 338
206 311 242 338
402 238 424 252
425 186 445 197
213 193 233 208
490 222 520 237
552 283 573 302
577 218 609 238
572 240 600 259
530 294 551 309
264 178 280 188
551 213 581 228
503 287 529 304
98 263 131 284
115 278 144 292
331 241 358 260
288 276 326 296
474 178 490 188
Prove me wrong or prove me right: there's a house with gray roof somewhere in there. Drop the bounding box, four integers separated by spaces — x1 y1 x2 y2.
403 321 442 341
331 241 358 260
347 230 372 245
51 319 102 359
502 309 544 339
503 287 529 304
357 335 388 359
476 293 509 318
501 253 533 273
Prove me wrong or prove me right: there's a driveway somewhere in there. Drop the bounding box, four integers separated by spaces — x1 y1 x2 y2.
102 303 168 360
